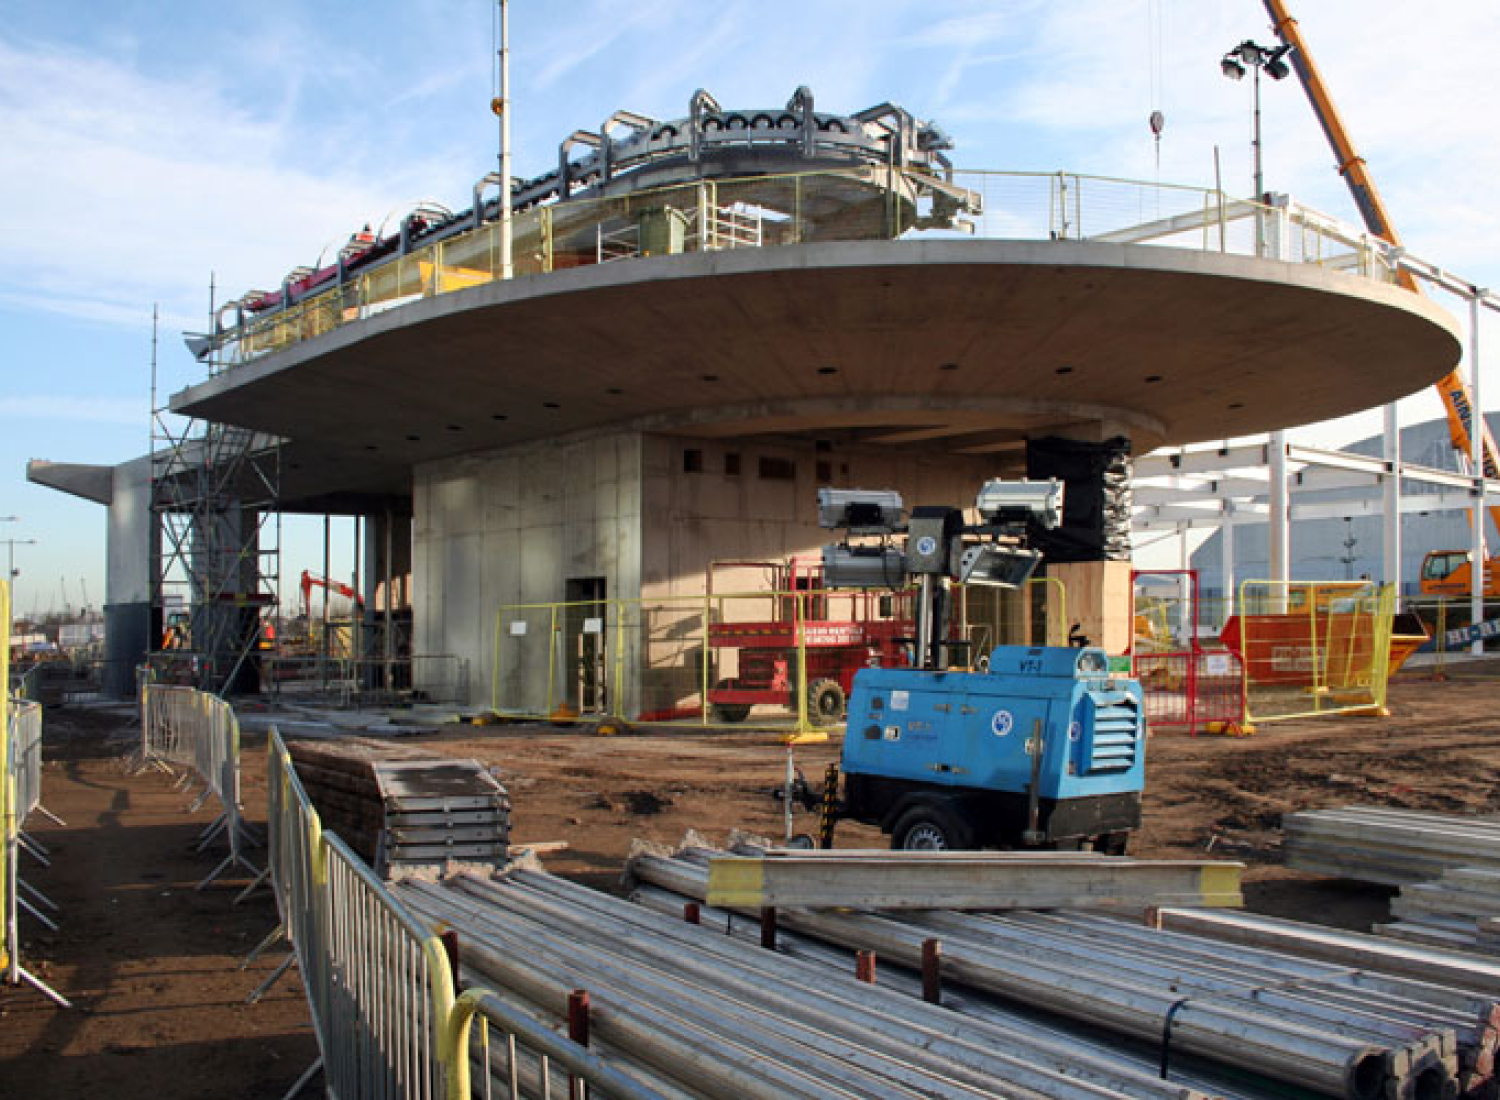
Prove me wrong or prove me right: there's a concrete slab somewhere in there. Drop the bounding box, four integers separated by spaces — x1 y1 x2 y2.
171 239 1462 507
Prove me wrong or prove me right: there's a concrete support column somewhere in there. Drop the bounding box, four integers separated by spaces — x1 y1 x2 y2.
1268 431 1290 592
1222 507 1236 616
363 508 413 661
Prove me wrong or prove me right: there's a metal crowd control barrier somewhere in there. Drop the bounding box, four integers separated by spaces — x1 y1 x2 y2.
450 987 669 1100
258 729 663 1100
1233 580 1396 723
1131 569 1248 734
492 578 1067 734
140 682 259 889
1 580 69 1006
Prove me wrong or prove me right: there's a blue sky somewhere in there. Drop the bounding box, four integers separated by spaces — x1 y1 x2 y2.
1 1 1497 617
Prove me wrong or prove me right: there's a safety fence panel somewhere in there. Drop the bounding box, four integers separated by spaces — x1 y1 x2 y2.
493 580 1071 734
1233 581 1396 723
2 580 68 1004
1131 570 1248 733
141 682 256 887
492 600 573 720
263 729 669 1100
321 832 452 1099
955 576 1067 653
1401 596 1495 677
10 699 43 826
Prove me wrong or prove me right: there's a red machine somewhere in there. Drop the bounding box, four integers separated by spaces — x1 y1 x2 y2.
705 559 914 724
300 570 364 615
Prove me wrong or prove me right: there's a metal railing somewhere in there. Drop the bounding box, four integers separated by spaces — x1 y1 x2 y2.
258 728 670 1099
215 167 1401 369
261 654 471 708
140 682 258 888
1 580 69 1006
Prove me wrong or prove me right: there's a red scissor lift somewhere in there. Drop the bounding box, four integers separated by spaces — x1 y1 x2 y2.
706 559 914 725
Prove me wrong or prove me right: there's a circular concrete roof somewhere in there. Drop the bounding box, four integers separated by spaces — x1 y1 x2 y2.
175 239 1462 502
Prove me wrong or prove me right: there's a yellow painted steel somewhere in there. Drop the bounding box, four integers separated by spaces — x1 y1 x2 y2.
705 857 766 909
1198 864 1246 908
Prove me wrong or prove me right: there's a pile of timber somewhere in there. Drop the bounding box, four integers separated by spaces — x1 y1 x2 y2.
284 736 509 875
626 838 1500 1100
1283 805 1500 886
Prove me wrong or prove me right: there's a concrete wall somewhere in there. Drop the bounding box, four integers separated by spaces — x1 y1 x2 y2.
640 434 1002 597
413 431 642 706
103 456 156 697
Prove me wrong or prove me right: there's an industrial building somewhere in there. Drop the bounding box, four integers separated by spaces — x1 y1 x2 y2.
27 87 1463 707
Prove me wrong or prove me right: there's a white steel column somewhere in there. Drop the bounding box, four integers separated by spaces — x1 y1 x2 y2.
1472 291 1486 654
1382 403 1401 600
1268 430 1290 588
1222 508 1236 616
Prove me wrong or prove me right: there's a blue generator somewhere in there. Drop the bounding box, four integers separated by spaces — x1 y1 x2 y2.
835 645 1146 851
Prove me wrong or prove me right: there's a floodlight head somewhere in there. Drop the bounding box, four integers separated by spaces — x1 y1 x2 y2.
817 487 904 534
1264 46 1292 79
959 544 1041 588
1221 56 1246 80
821 543 908 589
974 478 1065 530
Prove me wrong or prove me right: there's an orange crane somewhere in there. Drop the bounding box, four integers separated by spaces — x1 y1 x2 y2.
1261 1 1499 596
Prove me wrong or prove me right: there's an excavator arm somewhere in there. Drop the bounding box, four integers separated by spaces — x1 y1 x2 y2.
1263 0 1500 529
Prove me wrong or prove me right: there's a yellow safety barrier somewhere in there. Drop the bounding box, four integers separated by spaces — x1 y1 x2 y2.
491 578 1067 735
1235 580 1396 723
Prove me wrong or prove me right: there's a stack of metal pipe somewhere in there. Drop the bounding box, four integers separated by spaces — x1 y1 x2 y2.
393 868 1219 1100
630 844 1498 1100
1283 806 1500 887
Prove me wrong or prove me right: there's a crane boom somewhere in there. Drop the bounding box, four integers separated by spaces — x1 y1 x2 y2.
1262 0 1500 532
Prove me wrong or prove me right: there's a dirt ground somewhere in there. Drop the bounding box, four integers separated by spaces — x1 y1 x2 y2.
4 671 1500 1096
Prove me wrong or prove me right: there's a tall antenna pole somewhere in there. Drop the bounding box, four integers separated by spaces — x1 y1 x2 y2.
498 0 512 280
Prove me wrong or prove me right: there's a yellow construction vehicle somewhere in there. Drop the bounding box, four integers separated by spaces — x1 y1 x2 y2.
1263 1 1499 595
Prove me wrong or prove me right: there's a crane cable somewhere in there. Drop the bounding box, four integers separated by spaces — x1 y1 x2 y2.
1147 0 1166 176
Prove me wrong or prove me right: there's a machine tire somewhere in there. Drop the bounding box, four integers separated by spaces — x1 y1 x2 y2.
709 680 751 724
807 679 847 725
890 803 975 851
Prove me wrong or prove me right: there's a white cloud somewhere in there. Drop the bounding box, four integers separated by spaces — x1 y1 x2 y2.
0 36 467 336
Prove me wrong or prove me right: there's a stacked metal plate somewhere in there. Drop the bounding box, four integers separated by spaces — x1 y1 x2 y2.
370 758 510 875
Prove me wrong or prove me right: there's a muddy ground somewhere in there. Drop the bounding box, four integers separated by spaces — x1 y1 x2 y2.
3 671 1499 1096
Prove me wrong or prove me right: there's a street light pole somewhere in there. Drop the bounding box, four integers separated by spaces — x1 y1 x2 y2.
3 538 37 619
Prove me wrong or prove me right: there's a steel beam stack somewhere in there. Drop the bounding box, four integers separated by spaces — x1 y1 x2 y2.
1385 867 1500 956
394 868 1218 1100
1283 806 1500 886
631 843 1498 1100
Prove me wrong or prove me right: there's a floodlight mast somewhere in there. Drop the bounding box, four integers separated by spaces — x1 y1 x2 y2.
817 479 1064 670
